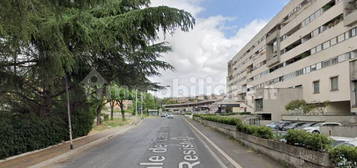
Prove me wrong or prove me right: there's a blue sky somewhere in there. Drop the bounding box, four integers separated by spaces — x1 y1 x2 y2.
199 0 288 37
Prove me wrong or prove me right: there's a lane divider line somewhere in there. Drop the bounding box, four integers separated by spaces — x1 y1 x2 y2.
185 119 228 168
184 118 243 168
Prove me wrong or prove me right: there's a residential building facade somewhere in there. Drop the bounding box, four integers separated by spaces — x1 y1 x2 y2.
227 0 357 123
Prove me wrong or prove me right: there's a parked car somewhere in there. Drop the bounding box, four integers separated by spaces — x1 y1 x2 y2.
330 136 357 147
303 122 342 134
161 113 168 118
281 122 306 131
277 121 294 131
266 122 281 130
295 122 320 130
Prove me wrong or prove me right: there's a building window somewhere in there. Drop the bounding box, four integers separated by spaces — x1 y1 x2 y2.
323 41 330 50
255 99 263 112
316 62 322 70
331 57 338 65
313 80 320 94
330 76 339 91
337 34 345 43
352 28 357 37
322 60 331 68
345 31 351 40
311 48 316 54
330 37 337 46
354 81 357 106
316 45 322 52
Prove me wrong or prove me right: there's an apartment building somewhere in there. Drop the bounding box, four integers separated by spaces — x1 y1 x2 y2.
227 0 357 123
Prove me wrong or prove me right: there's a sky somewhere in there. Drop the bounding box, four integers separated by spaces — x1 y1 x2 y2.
150 0 288 98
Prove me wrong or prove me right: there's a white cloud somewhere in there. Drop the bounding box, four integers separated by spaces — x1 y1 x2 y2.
150 0 267 98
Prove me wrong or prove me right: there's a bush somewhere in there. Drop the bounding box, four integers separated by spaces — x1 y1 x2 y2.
185 112 192 115
193 114 241 126
329 145 357 167
237 124 273 139
0 88 96 159
285 129 332 151
194 114 273 139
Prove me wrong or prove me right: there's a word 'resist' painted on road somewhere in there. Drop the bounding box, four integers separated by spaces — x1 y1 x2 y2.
140 127 169 168
172 137 200 168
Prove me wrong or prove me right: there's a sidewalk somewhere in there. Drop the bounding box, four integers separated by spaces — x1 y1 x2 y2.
0 117 141 168
186 118 285 168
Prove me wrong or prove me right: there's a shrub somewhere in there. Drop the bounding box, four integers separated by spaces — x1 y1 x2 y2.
0 89 96 159
193 114 241 126
285 129 332 151
237 124 273 139
194 114 273 139
185 112 192 115
329 145 357 167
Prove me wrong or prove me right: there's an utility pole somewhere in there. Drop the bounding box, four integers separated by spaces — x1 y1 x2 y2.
140 92 143 119
64 75 74 150
135 89 138 117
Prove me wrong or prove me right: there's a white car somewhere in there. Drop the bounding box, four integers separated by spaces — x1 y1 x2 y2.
303 122 342 134
330 136 357 147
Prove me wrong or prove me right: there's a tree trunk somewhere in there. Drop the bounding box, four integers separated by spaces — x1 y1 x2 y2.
119 101 125 121
110 101 114 120
96 102 103 126
95 85 108 125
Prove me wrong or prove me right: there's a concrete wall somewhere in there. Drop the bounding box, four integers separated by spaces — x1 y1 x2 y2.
193 117 333 168
282 115 357 124
254 88 303 121
321 125 357 137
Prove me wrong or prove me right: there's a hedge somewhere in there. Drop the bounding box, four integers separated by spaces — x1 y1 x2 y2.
236 121 273 139
0 90 96 159
285 129 332 152
329 145 357 167
194 114 273 139
193 114 241 126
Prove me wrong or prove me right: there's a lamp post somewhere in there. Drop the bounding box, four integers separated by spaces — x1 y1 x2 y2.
140 92 143 119
64 75 74 150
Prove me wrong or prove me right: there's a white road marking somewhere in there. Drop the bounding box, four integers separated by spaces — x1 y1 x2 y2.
184 118 243 168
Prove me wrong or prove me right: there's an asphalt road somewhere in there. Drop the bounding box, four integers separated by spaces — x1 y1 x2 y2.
55 117 284 168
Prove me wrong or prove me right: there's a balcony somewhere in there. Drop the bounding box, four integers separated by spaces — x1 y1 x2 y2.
344 0 357 26
344 11 357 26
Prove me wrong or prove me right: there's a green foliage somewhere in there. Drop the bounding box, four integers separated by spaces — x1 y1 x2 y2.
0 0 195 159
0 96 96 159
194 114 273 139
236 123 273 139
285 129 332 152
193 114 241 126
285 100 329 114
329 145 357 167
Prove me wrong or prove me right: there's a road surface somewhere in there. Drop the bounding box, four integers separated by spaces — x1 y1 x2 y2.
54 117 284 168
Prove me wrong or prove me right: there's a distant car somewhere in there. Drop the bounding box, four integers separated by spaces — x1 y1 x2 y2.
281 122 306 131
166 114 174 119
303 122 342 134
161 113 167 118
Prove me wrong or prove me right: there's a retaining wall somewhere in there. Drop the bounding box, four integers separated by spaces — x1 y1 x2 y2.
193 117 333 168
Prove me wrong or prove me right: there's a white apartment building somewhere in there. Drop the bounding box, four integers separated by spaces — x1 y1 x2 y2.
227 0 357 124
